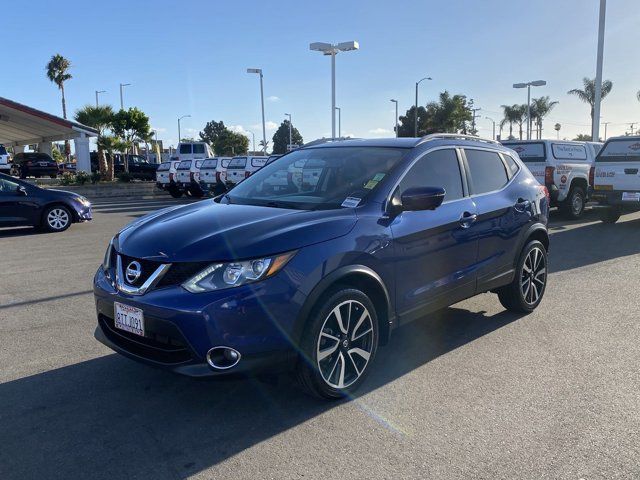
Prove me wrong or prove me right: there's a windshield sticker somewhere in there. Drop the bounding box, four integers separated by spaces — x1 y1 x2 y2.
364 180 378 189
341 197 362 208
372 173 386 181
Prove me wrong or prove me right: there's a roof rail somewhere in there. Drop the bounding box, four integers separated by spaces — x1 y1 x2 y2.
416 133 500 147
301 137 360 148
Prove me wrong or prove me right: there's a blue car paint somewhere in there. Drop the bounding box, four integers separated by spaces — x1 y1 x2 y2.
94 137 549 377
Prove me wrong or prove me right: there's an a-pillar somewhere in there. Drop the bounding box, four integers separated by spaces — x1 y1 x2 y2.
74 134 91 173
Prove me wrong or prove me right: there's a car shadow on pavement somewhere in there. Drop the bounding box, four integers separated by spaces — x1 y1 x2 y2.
548 215 640 274
0 306 521 480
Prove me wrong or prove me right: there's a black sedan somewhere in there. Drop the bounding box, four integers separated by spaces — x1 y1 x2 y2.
0 173 92 232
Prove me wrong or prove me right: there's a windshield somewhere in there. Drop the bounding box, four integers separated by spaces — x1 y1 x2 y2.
503 142 546 162
226 146 408 210
596 138 640 162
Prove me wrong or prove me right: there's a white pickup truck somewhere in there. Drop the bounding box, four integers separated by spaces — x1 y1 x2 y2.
502 140 602 219
590 136 640 223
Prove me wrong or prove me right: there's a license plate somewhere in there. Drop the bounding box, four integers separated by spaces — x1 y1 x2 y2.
622 192 640 202
114 302 145 337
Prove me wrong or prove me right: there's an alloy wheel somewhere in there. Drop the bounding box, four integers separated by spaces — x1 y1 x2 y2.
521 246 546 305
571 192 584 216
316 300 374 389
47 208 70 230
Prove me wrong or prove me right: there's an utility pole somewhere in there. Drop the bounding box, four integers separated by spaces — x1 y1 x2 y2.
469 99 481 135
485 117 496 140
602 121 610 140
592 0 607 142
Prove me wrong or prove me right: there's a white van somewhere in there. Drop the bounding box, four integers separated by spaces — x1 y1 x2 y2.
590 136 640 223
225 156 268 186
502 139 602 219
176 159 205 197
199 157 232 194
155 160 183 198
0 144 11 174
169 142 214 163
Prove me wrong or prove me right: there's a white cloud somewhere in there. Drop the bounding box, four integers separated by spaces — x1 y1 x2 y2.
369 127 392 135
250 121 278 131
266 95 280 102
228 124 248 134
151 126 167 133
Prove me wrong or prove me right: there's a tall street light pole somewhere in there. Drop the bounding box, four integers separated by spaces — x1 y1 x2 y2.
310 41 359 139
119 83 131 110
592 0 607 142
248 131 256 154
335 107 341 137
513 80 546 140
390 99 398 137
95 90 106 107
285 113 292 150
485 116 496 140
177 115 190 142
247 68 267 154
414 76 432 137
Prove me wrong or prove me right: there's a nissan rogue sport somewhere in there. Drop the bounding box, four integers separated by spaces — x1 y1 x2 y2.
94 135 550 399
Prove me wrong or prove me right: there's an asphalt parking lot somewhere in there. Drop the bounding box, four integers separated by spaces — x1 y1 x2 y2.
1 198 640 479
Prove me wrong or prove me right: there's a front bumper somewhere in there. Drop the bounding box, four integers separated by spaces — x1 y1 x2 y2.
93 266 305 377
75 204 93 222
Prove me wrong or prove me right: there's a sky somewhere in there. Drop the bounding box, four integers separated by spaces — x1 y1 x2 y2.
3 0 640 150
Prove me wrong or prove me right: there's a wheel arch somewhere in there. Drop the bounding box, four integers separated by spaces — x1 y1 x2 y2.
41 201 78 225
519 223 549 255
569 176 588 193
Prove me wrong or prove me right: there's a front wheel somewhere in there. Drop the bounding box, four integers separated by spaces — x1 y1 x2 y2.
599 206 622 224
169 188 183 198
497 240 548 313
561 186 586 219
296 288 379 399
42 205 72 232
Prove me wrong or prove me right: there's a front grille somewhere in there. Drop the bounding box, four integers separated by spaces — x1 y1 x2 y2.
99 314 193 364
120 254 163 287
157 262 208 288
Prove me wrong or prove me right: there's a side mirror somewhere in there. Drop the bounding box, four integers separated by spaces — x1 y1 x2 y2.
400 186 445 211
17 186 27 196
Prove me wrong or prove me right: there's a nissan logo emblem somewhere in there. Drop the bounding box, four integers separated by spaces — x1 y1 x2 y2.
125 261 142 284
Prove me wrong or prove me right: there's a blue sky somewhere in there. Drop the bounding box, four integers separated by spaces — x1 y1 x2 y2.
4 0 640 149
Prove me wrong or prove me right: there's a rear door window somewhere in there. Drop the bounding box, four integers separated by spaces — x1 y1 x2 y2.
504 142 546 163
398 149 464 202
465 149 510 194
596 139 640 162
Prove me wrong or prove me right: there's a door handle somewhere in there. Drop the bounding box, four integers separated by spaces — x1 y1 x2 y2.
459 211 477 228
514 198 531 212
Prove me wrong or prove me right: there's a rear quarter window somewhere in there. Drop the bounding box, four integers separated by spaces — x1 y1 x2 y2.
502 154 520 177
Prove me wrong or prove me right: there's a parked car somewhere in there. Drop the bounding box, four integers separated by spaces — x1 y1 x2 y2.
168 142 214 163
90 153 159 180
10 152 58 179
225 156 268 186
0 172 92 232
155 160 183 198
590 135 640 223
0 144 11 174
94 134 549 399
176 159 205 197
501 139 602 219
199 157 232 195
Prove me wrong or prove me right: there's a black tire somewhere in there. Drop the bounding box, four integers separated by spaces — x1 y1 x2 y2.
497 240 548 313
599 206 622 224
169 188 183 198
189 187 205 198
296 288 379 400
42 205 72 232
561 185 586 219
19 168 27 179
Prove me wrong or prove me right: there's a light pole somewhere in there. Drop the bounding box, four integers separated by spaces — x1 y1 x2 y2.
285 113 292 150
602 121 610 140
335 107 341 138
414 76 432 137
119 83 131 110
513 80 546 140
390 99 398 137
245 131 256 154
95 90 106 107
485 116 496 140
593 0 607 142
247 68 267 154
310 41 359 139
177 115 190 142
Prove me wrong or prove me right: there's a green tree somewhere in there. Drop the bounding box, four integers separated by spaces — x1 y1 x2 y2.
199 120 249 155
199 120 227 145
74 105 114 177
567 77 613 133
530 97 559 139
111 108 152 172
500 104 527 140
271 120 303 154
398 92 471 137
98 135 129 180
574 134 593 141
46 54 72 119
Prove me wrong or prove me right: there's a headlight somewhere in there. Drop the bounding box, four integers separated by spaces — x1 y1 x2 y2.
77 196 91 207
182 251 296 293
103 237 115 273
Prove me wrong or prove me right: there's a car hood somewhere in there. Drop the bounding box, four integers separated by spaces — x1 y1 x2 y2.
116 200 357 262
42 188 84 201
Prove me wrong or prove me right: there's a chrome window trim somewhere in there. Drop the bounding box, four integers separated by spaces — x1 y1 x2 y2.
115 255 171 296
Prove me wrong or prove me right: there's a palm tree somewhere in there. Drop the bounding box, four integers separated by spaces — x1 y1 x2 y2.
98 135 130 181
501 104 527 140
637 90 640 102
567 77 613 133
500 105 517 139
530 97 559 139
74 105 114 178
45 54 72 119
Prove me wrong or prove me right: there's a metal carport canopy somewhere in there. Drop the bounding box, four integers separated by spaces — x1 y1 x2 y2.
0 96 97 146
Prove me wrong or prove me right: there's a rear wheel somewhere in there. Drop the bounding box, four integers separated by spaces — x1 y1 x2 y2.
42 205 72 232
189 187 204 198
169 188 183 198
561 185 586 219
497 240 548 313
297 288 379 399
599 206 622 224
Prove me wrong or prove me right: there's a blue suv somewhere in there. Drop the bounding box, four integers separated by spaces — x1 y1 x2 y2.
94 135 550 399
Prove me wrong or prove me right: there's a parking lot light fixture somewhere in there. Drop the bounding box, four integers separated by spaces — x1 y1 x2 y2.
309 41 359 139
95 90 106 107
119 83 131 110
513 80 546 140
177 115 190 142
390 99 398 137
414 77 432 137
485 116 496 140
247 68 267 154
